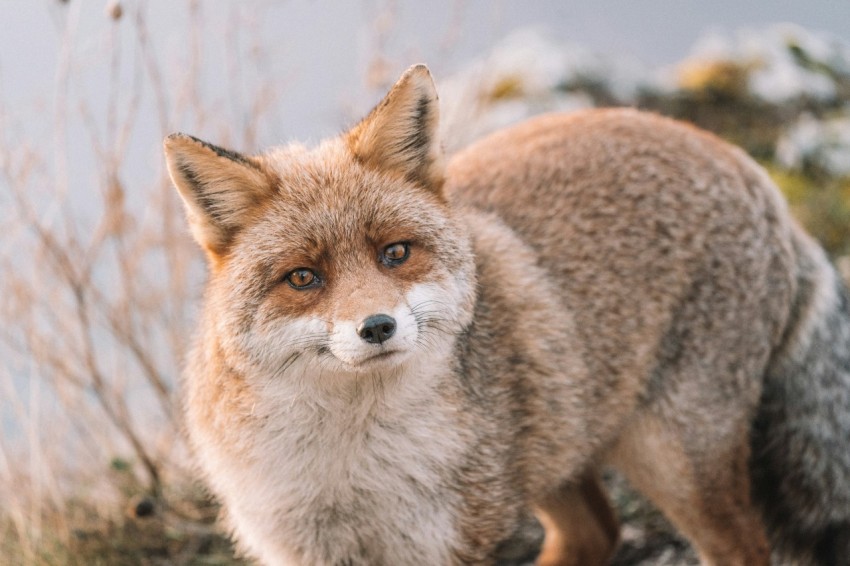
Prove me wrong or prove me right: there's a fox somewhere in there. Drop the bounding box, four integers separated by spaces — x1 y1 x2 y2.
164 64 850 566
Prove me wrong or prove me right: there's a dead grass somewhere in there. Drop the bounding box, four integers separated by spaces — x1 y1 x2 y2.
0 2 279 562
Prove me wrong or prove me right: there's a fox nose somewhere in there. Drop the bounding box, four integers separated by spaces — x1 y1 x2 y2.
357 314 396 344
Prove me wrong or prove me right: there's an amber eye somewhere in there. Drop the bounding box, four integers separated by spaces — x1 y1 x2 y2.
381 242 410 266
285 268 319 289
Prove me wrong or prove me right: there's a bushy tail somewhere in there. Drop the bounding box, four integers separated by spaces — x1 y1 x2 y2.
752 237 850 565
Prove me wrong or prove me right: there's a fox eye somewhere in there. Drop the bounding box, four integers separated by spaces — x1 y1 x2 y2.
381 242 410 266
285 268 319 289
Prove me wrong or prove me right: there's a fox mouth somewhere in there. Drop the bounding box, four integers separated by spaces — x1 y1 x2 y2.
330 348 406 369
357 350 400 365
320 346 402 368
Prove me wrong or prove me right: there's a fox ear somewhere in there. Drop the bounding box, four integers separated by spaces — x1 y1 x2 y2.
164 133 273 260
346 64 444 191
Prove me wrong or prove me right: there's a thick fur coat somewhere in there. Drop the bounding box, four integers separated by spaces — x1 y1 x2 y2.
165 65 850 565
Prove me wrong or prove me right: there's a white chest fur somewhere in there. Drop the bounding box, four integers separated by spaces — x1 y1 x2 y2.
192 360 468 566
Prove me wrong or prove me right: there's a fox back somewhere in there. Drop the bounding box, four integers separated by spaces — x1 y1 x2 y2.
166 66 850 565
446 106 850 565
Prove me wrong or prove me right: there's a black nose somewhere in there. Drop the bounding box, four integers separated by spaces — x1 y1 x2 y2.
357 314 396 344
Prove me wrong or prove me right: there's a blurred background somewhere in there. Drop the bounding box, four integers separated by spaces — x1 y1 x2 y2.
1 1 849 564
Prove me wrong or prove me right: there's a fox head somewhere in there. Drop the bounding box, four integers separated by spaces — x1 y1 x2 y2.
165 65 476 390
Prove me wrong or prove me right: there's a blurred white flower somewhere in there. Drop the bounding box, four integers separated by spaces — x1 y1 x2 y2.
439 28 659 152
678 24 850 103
777 113 850 176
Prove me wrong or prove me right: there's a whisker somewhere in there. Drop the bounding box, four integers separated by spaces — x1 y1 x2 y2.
273 351 301 379
410 299 454 311
418 317 462 335
282 333 327 346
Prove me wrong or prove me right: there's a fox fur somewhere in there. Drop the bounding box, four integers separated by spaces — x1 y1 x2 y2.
164 65 850 565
